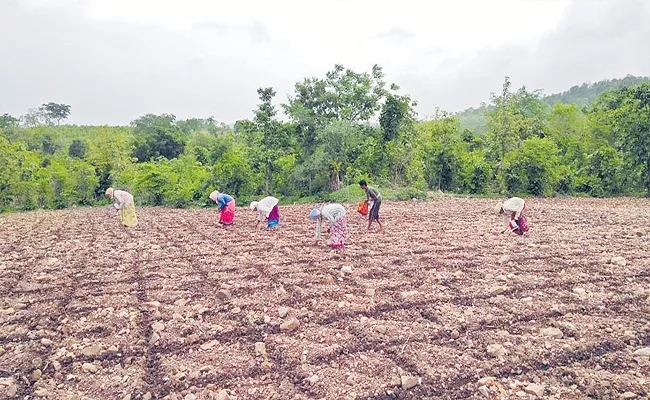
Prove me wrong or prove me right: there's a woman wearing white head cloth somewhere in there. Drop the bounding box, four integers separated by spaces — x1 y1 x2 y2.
105 188 138 228
310 203 347 248
209 190 236 226
250 196 280 229
494 197 528 235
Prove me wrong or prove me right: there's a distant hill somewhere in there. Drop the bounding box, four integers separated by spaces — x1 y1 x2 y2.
456 75 650 135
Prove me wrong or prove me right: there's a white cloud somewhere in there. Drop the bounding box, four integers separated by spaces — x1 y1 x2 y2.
0 0 648 124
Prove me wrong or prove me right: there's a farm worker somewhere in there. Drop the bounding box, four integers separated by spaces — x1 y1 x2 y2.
105 188 138 228
310 203 347 248
209 190 235 226
494 197 527 234
250 196 280 229
359 180 382 232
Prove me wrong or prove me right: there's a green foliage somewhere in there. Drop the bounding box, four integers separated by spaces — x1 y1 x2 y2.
132 114 186 162
40 103 71 125
502 137 560 196
3 73 650 213
68 139 87 158
119 155 208 208
0 113 19 131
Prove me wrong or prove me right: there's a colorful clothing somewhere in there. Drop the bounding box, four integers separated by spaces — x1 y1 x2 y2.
502 197 526 232
219 198 235 225
329 216 347 248
267 204 280 228
111 190 138 228
120 200 138 228
315 204 347 248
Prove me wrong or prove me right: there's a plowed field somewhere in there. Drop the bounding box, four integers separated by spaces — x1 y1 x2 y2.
1 198 649 399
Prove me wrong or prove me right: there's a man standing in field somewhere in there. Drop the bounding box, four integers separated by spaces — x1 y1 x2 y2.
359 180 382 232
495 197 528 235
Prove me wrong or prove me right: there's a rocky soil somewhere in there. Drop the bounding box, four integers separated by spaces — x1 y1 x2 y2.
1 197 649 399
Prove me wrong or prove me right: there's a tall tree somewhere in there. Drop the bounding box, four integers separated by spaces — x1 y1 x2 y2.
40 103 71 125
253 87 291 194
592 83 650 193
0 113 19 131
131 114 186 161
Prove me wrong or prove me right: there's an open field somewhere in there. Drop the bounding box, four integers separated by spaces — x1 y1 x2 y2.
1 198 649 400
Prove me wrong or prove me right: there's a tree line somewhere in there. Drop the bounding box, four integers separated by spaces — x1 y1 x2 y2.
1 66 649 212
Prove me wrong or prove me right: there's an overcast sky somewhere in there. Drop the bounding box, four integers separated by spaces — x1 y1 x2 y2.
1 0 649 125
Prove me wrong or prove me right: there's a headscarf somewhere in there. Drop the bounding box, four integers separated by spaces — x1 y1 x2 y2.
249 201 259 210
494 202 503 214
209 191 220 203
309 207 321 220
105 188 114 198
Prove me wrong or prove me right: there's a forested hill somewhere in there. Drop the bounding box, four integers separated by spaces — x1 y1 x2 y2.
544 75 650 107
457 75 650 134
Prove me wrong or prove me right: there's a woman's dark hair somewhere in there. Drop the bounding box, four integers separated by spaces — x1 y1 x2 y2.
358 179 367 186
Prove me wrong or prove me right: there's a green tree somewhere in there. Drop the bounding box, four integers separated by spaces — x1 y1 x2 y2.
68 139 87 158
40 103 71 125
0 113 19 131
131 114 186 161
591 83 650 193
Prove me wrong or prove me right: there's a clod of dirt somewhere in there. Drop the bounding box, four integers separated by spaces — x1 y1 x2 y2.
610 256 627 267
365 287 376 296
490 286 508 295
478 377 496 386
214 390 232 400
280 317 300 332
254 342 267 357
375 325 387 334
540 327 563 339
524 383 544 397
30 369 42 381
150 332 161 345
278 306 290 318
216 289 232 301
401 375 421 390
34 388 49 397
142 392 152 400
486 344 508 357
174 299 187 307
152 321 165 332
498 255 511 264
573 287 586 296
42 257 59 266
14 302 27 310
82 344 102 357
478 385 490 397
200 340 219 350
632 347 650 357
82 363 98 373
173 313 184 322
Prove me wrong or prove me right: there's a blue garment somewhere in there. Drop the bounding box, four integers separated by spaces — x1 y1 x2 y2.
217 194 234 209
